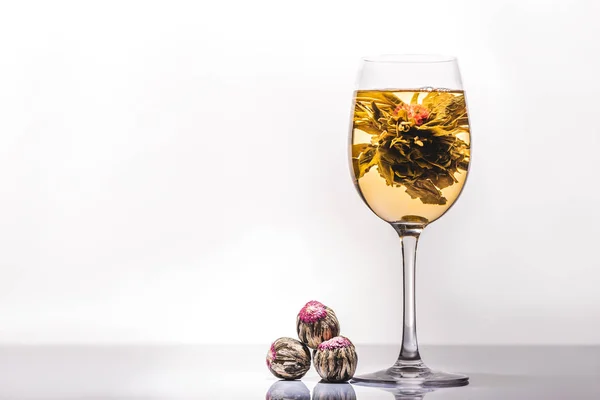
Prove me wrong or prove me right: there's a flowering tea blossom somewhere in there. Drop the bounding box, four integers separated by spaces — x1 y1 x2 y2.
352 90 470 205
394 103 430 125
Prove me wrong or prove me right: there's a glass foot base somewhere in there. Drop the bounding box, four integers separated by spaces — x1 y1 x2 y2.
352 367 468 388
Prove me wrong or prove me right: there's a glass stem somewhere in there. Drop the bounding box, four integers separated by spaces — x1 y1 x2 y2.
393 223 426 367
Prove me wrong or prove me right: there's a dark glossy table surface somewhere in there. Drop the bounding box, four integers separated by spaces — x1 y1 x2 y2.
0 345 598 399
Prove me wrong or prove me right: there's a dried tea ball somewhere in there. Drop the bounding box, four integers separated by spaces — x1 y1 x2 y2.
312 382 357 400
265 380 311 400
266 337 311 380
296 300 340 349
313 336 358 383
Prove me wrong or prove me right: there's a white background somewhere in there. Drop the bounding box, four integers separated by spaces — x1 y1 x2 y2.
0 0 599 345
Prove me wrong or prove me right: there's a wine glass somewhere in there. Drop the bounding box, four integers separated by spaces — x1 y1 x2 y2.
349 54 471 387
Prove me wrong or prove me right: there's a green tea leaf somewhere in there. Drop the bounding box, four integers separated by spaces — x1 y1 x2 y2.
405 180 447 205
382 92 404 106
356 147 379 178
377 158 396 186
410 92 420 105
354 121 383 136
371 101 383 121
352 143 369 158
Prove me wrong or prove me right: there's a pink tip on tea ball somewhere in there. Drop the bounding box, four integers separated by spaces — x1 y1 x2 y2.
313 336 358 383
296 300 340 349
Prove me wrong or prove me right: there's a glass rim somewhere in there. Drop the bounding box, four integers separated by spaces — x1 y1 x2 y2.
362 54 457 64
